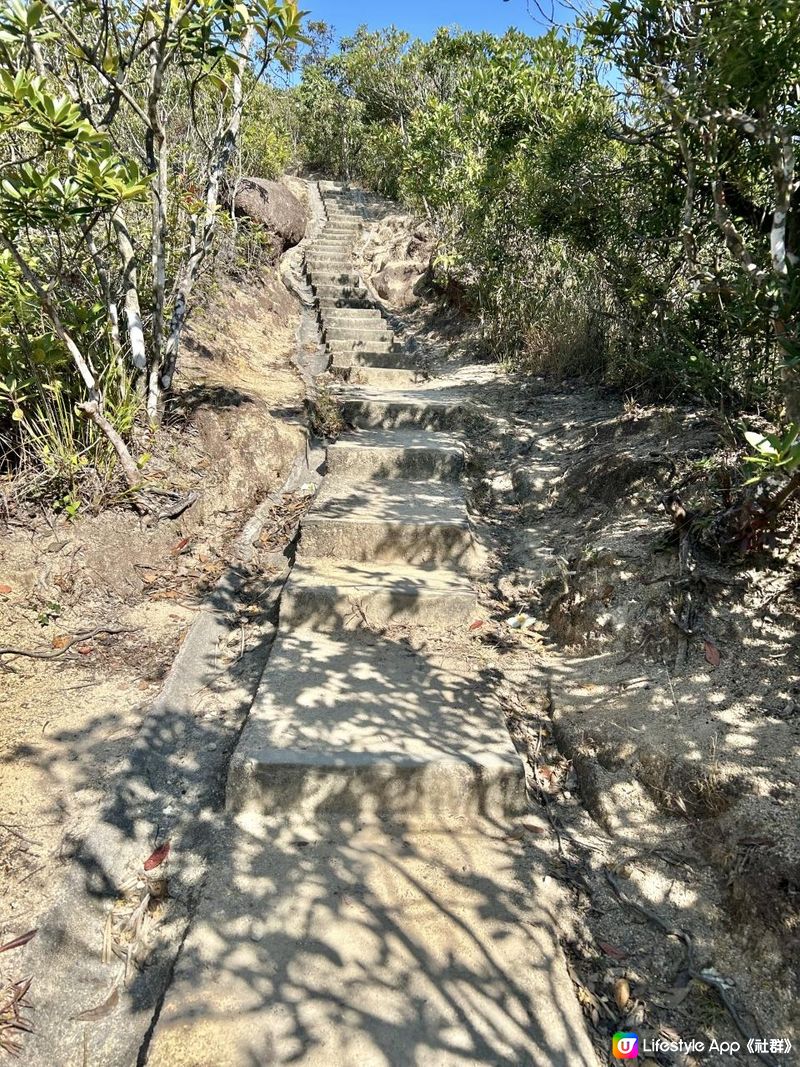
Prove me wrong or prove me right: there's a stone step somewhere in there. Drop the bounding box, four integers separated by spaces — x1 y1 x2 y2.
325 427 464 481
307 269 362 287
309 262 356 274
324 326 394 343
281 557 476 630
321 307 384 323
147 811 596 1067
300 475 482 572
307 254 355 267
337 349 420 369
327 337 398 354
336 386 478 431
313 240 355 251
330 363 427 388
316 295 374 310
227 629 522 817
313 282 370 299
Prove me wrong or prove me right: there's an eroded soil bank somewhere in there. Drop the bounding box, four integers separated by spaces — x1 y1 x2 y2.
0 263 304 937
353 200 799 1066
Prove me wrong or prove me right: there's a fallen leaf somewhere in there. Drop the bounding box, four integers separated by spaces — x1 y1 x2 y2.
614 977 631 1011
0 929 37 953
51 634 70 650
171 537 191 555
704 639 721 667
0 583 11 594
138 680 150 691
144 841 171 871
468 620 485 631
76 644 93 655
599 941 627 960
73 985 119 1022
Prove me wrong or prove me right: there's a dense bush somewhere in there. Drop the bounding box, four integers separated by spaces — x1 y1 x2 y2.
0 0 306 506
295 9 798 425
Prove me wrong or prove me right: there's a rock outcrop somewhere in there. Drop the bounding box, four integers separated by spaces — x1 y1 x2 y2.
230 177 306 253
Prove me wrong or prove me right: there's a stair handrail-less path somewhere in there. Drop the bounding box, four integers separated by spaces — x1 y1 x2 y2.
147 181 597 1067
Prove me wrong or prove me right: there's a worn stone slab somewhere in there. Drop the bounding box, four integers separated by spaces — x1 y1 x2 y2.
280 557 477 630
300 475 481 571
335 387 479 431
328 338 398 354
307 269 363 287
322 307 383 320
326 428 464 481
334 348 420 369
330 364 429 388
227 630 523 817
324 327 394 344
146 810 596 1067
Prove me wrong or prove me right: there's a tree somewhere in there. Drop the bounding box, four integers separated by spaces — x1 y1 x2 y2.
0 0 307 493
587 0 800 418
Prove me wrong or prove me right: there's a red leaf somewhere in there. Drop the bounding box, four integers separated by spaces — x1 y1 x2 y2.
468 620 485 631
599 941 627 960
0 929 37 953
144 841 171 871
704 640 721 667
0 583 12 594
77 644 94 655
171 537 191 555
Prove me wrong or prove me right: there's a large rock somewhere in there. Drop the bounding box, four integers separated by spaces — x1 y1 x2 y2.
231 177 305 252
373 259 428 304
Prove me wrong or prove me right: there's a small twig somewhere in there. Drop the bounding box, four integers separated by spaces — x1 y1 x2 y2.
0 626 138 661
605 869 779 1067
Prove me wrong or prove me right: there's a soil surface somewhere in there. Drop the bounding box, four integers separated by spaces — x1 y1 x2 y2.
355 200 800 1066
0 265 304 941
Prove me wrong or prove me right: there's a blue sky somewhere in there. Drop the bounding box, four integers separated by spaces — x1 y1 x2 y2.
304 0 571 42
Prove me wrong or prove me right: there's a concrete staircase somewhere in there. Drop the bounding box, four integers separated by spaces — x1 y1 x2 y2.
146 182 596 1067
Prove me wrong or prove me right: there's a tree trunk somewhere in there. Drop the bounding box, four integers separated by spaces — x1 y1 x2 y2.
160 30 254 394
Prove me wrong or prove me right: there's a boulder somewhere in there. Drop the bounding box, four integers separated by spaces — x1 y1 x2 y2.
372 259 428 305
231 178 305 251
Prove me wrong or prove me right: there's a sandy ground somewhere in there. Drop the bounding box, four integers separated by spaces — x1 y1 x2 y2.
0 266 304 939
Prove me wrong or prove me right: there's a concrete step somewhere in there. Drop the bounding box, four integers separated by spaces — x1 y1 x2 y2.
227 629 523 817
330 363 428 388
281 557 476 630
307 255 355 268
324 326 395 344
300 476 482 572
307 259 356 273
316 295 375 310
307 269 362 287
328 338 399 354
146 810 596 1067
326 427 464 481
313 283 370 298
337 349 420 369
321 308 384 323
336 386 478 431
313 240 355 251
